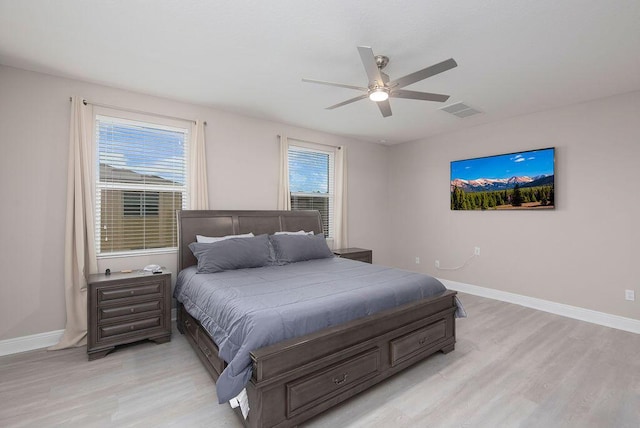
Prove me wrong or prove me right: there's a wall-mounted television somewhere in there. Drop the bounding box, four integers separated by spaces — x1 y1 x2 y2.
450 147 555 210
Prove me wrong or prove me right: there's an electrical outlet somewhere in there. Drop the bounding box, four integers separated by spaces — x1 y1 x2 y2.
435 260 440 268
474 246 481 256
625 289 635 301
415 256 420 264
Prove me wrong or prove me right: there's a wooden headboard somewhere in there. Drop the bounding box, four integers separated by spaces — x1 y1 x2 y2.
177 210 323 271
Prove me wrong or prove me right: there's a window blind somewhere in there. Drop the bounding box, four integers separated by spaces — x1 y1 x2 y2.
288 144 334 237
95 115 188 255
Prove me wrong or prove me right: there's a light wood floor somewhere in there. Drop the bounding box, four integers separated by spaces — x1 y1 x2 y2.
1 293 638 427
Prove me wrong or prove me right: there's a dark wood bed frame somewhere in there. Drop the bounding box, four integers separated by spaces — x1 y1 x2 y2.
176 210 457 428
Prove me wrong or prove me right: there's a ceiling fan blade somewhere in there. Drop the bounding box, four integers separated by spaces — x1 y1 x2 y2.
302 78 367 92
326 94 369 110
391 89 450 102
389 58 457 89
377 99 392 117
357 46 385 86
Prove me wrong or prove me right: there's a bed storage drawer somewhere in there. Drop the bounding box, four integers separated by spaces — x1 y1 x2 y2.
197 328 226 376
180 305 227 380
390 319 446 366
286 348 380 416
183 312 199 342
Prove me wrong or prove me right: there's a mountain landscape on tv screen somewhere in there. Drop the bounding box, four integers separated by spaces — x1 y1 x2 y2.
450 174 554 193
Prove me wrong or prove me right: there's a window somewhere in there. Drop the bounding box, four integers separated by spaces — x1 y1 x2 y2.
95 113 188 255
288 143 335 237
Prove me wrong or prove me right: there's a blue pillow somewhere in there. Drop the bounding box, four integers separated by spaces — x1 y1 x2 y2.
189 234 272 273
269 234 334 264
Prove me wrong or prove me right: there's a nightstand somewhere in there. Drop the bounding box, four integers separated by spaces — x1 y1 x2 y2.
333 248 372 263
87 271 172 360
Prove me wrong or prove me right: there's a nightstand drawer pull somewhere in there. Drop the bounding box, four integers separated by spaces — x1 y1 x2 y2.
99 301 160 320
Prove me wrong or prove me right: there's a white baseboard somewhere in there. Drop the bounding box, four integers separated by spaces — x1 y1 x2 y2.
0 329 64 357
441 278 640 334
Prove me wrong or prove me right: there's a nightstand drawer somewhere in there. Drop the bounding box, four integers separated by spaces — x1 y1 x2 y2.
99 316 162 339
99 300 161 321
99 282 162 302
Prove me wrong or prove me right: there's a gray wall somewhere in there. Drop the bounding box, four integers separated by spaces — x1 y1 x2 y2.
388 90 640 320
0 65 391 340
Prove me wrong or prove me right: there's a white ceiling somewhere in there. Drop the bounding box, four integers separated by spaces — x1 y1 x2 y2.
1 0 639 144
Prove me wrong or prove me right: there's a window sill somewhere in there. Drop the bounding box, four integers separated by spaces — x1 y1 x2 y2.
97 248 178 259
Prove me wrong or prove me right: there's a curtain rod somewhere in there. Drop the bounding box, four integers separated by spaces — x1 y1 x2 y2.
278 134 341 150
69 97 205 125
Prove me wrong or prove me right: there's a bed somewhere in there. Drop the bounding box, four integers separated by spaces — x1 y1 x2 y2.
175 210 460 428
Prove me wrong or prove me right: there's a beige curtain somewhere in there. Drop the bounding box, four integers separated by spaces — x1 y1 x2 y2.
334 146 348 249
50 96 98 350
277 134 291 210
188 120 209 209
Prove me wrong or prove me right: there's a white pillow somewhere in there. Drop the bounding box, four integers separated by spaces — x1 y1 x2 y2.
196 232 255 243
274 230 314 235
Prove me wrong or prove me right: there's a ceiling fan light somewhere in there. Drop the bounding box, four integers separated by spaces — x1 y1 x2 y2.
369 88 389 102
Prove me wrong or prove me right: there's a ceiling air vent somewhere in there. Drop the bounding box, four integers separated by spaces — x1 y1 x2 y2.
440 102 482 118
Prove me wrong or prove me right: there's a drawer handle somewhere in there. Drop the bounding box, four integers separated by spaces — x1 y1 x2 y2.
185 320 191 328
130 291 135 295
130 308 135 313
418 337 427 345
130 325 135 331
333 373 348 385
202 346 212 358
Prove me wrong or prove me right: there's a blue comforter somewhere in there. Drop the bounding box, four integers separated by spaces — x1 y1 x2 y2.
174 257 463 403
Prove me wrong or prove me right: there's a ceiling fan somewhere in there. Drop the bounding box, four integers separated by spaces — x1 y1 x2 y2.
302 46 457 118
